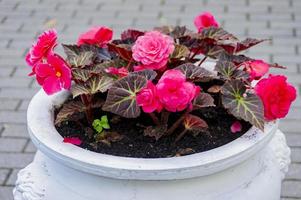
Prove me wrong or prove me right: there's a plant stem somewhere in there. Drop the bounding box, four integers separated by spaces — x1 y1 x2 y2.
81 95 93 125
148 113 160 126
175 129 188 143
161 111 170 124
198 56 207 66
126 58 133 71
189 48 201 60
166 110 189 136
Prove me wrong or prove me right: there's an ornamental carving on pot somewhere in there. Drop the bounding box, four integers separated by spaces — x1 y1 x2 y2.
13 164 45 200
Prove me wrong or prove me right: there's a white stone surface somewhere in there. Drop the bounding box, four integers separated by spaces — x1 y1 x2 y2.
13 82 291 200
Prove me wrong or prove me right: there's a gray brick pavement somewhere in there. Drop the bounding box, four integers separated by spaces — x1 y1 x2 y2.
0 0 300 199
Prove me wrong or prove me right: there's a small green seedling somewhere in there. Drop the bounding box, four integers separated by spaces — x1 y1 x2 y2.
92 115 110 134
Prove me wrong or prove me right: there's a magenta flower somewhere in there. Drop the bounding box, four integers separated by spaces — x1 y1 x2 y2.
137 81 163 113
25 29 58 74
132 31 174 71
63 137 82 146
255 75 296 121
156 69 200 112
105 67 129 78
194 12 219 33
35 54 71 95
77 26 113 47
243 60 269 80
230 121 242 133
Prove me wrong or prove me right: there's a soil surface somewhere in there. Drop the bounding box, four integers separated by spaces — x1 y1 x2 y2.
55 100 252 158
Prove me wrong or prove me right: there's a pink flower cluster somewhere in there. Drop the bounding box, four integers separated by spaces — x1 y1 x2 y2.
77 26 113 47
25 29 71 95
132 31 174 71
255 75 296 121
137 69 200 113
194 12 219 33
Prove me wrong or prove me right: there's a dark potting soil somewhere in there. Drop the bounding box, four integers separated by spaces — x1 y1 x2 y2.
55 101 252 158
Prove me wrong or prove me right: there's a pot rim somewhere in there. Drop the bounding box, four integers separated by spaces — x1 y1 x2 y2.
27 89 277 180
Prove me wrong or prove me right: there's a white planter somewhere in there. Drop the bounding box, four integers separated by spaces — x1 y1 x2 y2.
13 89 291 200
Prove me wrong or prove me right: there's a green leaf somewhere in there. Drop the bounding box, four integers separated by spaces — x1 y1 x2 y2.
71 76 114 98
193 93 215 109
215 61 249 80
62 44 95 68
221 80 264 130
130 69 157 80
175 63 217 82
55 100 104 125
92 115 110 134
102 74 147 118
170 44 190 59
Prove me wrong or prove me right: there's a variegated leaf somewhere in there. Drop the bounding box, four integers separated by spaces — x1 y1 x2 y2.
200 27 238 41
215 61 249 80
221 80 264 130
193 93 215 109
71 76 114 98
171 44 190 59
55 100 104 125
72 68 92 82
130 69 157 80
62 44 95 68
175 63 216 82
102 75 147 118
71 84 90 98
88 76 114 94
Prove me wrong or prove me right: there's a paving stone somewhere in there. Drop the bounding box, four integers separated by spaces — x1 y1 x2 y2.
0 138 27 152
24 141 36 153
286 163 301 180
6 169 19 186
0 111 26 123
0 169 9 185
0 186 14 200
1 124 28 138
282 181 301 198
0 153 34 168
291 148 301 163
285 133 301 147
0 99 19 111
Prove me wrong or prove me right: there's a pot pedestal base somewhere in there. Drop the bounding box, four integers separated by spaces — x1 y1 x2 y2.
13 130 290 200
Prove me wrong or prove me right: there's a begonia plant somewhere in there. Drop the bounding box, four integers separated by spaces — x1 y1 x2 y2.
25 12 297 146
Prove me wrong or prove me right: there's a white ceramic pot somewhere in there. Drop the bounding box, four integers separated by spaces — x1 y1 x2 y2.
13 90 291 200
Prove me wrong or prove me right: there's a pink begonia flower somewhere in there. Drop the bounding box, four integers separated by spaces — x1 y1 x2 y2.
63 137 82 146
25 29 58 74
35 54 71 95
105 67 129 78
137 81 163 113
156 69 200 112
255 75 296 121
194 12 219 33
243 60 269 80
77 26 113 47
132 31 174 71
231 121 242 133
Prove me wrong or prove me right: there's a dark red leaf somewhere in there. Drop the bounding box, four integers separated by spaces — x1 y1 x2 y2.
107 43 133 61
121 29 144 41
